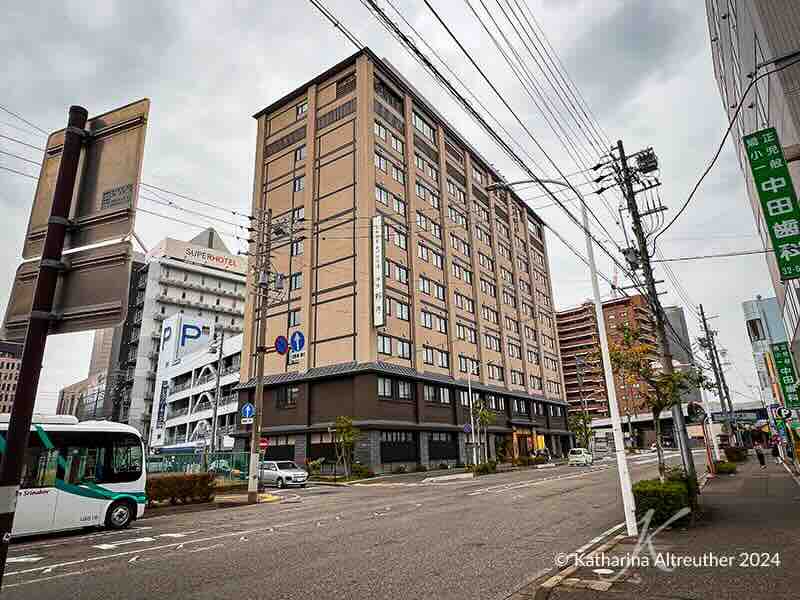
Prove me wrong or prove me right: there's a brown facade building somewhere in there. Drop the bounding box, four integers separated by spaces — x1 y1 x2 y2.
556 295 659 419
236 49 569 471
0 341 22 414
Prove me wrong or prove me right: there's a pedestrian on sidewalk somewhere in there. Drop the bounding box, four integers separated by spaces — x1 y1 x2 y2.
754 442 766 469
772 443 781 465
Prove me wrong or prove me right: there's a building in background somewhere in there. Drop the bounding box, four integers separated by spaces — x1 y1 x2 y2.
556 294 659 419
0 341 22 414
706 1 800 358
57 378 89 417
149 327 242 451
237 49 569 471
743 295 788 406
663 305 701 407
112 229 247 437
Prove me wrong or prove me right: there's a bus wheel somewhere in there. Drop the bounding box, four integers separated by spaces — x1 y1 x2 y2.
106 500 134 530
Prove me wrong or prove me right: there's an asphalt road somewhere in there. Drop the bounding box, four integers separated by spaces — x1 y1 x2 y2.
2 451 705 600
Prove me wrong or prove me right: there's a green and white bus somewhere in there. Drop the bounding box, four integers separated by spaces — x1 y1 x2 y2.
0 414 146 537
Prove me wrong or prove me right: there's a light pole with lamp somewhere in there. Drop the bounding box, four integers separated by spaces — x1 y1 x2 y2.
487 178 638 536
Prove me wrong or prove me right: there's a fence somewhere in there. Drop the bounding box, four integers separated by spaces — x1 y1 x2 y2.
147 451 251 487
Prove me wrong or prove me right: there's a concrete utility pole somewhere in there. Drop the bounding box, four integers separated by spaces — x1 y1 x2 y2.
210 326 225 454
616 140 696 484
0 106 88 587
699 304 736 444
488 177 637 536
467 362 477 465
247 208 273 504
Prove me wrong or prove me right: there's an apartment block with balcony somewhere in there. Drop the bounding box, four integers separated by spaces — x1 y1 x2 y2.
556 294 660 419
236 48 570 471
149 333 243 450
113 229 247 438
0 341 21 414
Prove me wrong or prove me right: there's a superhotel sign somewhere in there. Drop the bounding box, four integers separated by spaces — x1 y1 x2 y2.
372 214 385 327
743 127 800 280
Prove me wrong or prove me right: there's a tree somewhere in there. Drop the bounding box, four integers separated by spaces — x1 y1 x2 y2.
607 326 707 483
334 416 359 479
568 412 592 450
475 401 495 463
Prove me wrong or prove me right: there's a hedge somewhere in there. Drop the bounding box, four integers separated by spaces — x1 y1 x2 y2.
632 479 691 526
723 446 748 463
714 461 737 475
146 473 215 506
472 460 498 476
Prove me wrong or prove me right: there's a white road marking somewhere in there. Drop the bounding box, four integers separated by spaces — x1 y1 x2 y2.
7 555 43 564
186 543 224 553
10 526 154 551
128 555 139 563
92 537 156 550
2 568 95 589
468 466 611 496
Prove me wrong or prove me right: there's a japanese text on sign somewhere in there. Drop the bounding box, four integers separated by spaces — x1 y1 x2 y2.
744 127 800 280
772 342 799 409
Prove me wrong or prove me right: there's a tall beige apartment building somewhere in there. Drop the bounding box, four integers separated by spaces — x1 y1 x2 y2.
237 49 569 469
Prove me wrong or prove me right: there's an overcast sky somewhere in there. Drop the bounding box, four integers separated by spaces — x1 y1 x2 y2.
1 0 773 413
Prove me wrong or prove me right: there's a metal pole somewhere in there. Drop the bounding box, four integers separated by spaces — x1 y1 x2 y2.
700 304 735 445
581 175 638 536
210 327 225 454
618 139 696 486
247 208 272 504
0 106 88 586
468 365 477 465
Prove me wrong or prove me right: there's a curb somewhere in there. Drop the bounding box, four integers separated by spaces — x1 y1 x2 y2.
536 463 557 470
535 533 627 600
421 472 474 483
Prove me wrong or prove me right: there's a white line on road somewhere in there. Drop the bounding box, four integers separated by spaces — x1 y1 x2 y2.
93 537 156 550
10 526 155 552
7 555 43 564
468 466 612 496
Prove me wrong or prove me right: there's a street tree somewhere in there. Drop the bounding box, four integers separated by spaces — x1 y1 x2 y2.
568 412 592 450
476 401 495 463
607 326 707 483
334 415 359 478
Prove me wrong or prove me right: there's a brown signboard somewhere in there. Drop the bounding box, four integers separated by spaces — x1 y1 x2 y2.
22 99 150 259
3 241 134 341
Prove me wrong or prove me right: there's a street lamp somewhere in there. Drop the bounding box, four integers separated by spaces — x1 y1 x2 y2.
487 177 638 536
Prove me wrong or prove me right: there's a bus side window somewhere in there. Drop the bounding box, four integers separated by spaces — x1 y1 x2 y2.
21 446 58 489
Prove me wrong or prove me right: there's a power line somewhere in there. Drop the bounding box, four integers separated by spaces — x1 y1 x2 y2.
0 104 48 135
0 133 45 152
653 55 800 245
140 182 253 221
0 149 40 166
652 248 771 262
0 164 37 180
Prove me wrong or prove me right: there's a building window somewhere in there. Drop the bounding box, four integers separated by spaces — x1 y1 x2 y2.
423 346 435 365
746 318 765 342
296 101 308 118
439 388 451 404
397 380 412 400
294 145 306 161
378 377 393 398
378 334 392 355
375 152 388 172
293 176 305 192
395 300 410 321
276 386 299 409
291 240 303 256
392 164 405 184
374 121 387 140
391 135 404 154
412 111 436 142
289 272 303 291
397 339 412 359
288 310 301 327
376 186 390 206
438 350 450 368
424 385 437 403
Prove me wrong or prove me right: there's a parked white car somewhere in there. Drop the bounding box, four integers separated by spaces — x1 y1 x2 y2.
568 448 594 467
259 460 308 488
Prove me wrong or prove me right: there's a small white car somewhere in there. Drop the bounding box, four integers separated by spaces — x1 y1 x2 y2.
259 460 308 488
568 448 594 467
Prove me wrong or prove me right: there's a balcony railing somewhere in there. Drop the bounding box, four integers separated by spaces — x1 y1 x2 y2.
167 407 188 419
172 381 192 393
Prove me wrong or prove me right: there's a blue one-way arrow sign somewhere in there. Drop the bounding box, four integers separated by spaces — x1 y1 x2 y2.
290 331 305 352
241 403 255 419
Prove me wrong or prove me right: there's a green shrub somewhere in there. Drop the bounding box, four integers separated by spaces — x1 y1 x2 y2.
516 456 531 467
351 462 375 479
632 479 691 526
665 466 687 483
146 473 215 507
723 447 748 463
532 455 548 465
414 464 428 473
438 462 449 470
392 464 408 474
472 461 498 477
714 461 737 475
306 457 325 475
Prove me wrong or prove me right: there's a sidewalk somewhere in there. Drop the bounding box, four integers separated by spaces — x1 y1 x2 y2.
535 459 800 600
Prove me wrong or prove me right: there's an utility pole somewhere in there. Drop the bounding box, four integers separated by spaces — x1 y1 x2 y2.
616 140 696 484
247 208 272 504
209 326 225 454
699 304 736 444
0 106 88 586
467 362 477 465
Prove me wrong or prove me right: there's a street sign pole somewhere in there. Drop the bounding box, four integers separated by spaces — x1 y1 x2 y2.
0 106 88 587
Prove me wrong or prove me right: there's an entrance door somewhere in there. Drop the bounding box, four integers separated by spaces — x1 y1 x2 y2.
12 447 59 536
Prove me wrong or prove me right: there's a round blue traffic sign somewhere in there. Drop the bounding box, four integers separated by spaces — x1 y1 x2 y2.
275 335 289 355
463 423 472 434
241 402 256 419
290 331 305 353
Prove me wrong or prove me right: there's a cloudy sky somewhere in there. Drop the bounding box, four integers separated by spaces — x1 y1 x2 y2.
1 0 773 413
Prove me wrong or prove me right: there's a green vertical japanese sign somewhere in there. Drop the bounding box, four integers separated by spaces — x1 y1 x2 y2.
771 342 799 409
743 127 800 280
